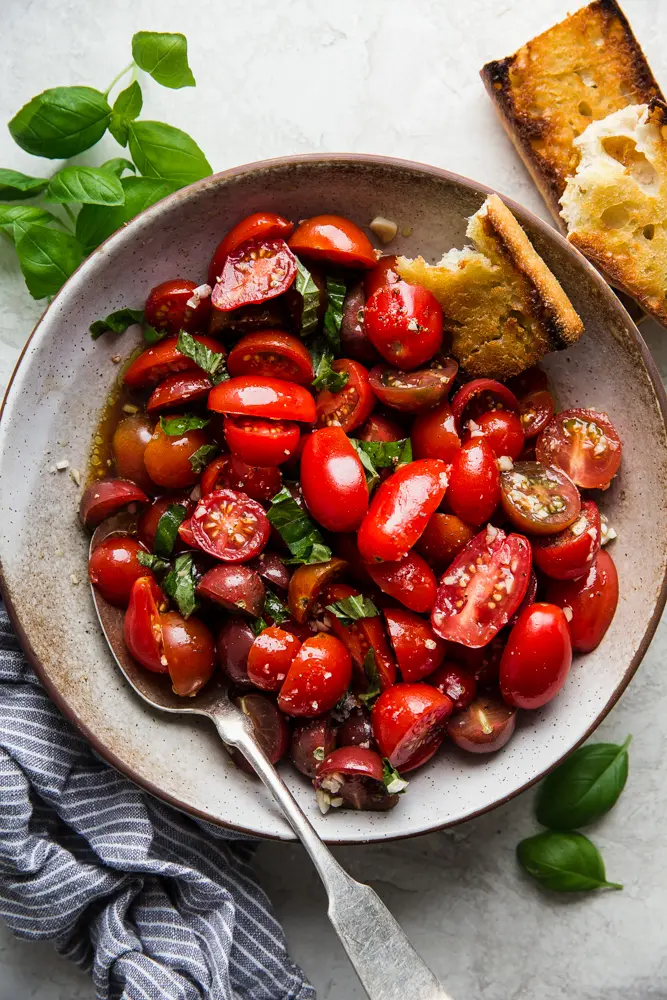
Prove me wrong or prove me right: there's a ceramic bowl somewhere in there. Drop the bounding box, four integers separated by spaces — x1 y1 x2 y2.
1 154 666 843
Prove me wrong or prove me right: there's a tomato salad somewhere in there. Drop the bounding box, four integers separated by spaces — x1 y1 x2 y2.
84 210 621 815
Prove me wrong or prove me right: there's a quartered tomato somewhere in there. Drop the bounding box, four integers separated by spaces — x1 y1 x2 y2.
79 478 149 529
227 330 314 385
124 335 225 389
357 459 450 562
532 500 601 580
144 278 211 335
112 414 155 492
371 683 453 771
323 583 397 691
429 661 477 711
519 389 555 439
414 513 475 573
289 214 377 269
545 549 619 653
500 461 580 536
143 419 211 489
247 626 302 692
197 563 265 616
356 411 405 443
208 376 316 423
191 489 270 562
430 526 532 648
364 254 399 299
384 608 446 682
208 212 294 285
287 558 348 623
499 603 572 710
536 408 622 490
366 552 437 614
300 427 368 532
223 415 300 466
368 358 458 413
146 373 211 414
465 410 524 460
446 437 501 526
88 535 149 607
291 717 337 777
124 576 166 673
314 747 398 812
161 611 216 697
211 238 298 312
278 634 353 717
411 400 460 462
451 379 520 432
315 359 375 432
200 453 281 503
364 282 444 370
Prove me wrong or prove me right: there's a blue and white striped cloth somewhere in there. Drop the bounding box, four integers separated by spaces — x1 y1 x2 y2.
0 604 314 1000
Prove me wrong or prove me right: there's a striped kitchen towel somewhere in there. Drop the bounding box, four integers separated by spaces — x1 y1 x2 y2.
0 603 315 1000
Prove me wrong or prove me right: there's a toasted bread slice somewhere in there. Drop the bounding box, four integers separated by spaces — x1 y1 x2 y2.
481 1 662 226
561 99 667 325
397 194 584 379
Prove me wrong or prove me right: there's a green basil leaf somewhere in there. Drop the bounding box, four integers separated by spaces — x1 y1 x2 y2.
294 259 320 336
109 80 143 146
382 759 409 794
137 550 170 573
264 589 290 626
310 338 349 392
350 437 412 492
358 649 381 707
323 276 346 351
267 486 332 565
0 205 60 243
46 165 125 207
15 224 83 299
89 307 144 340
517 831 622 893
251 616 268 637
162 552 199 619
189 443 218 475
101 158 136 178
128 120 211 185
76 176 176 254
0 169 48 201
535 736 631 831
143 323 167 345
176 330 226 379
160 414 210 437
153 503 188 556
9 86 111 158
132 31 196 89
326 594 379 625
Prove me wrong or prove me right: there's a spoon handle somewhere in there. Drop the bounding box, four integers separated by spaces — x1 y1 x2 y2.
212 715 453 1000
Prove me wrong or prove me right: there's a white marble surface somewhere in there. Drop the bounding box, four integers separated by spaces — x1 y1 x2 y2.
2 1 667 997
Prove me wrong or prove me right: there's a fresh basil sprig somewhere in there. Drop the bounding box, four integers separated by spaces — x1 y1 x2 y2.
109 81 143 146
294 260 320 337
535 736 631 831
323 276 346 351
9 86 112 159
128 121 211 186
517 831 622 893
266 487 332 565
160 414 210 437
89 307 145 340
358 649 381 708
16 225 83 300
0 206 59 243
189 443 218 475
46 165 125 207
76 176 177 257
137 551 170 574
153 503 188 557
0 169 49 201
162 552 199 619
326 594 379 625
310 338 349 392
132 32 196 90
176 330 228 382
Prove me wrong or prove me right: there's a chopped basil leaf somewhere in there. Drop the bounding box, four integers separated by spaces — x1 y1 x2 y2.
90 307 144 339
137 550 170 574
189 443 218 474
326 594 379 625
358 649 381 707
350 437 412 492
294 259 320 337
153 503 188 557
313 746 326 762
323 276 346 352
144 323 166 345
382 759 409 795
264 588 290 625
160 413 210 436
310 337 349 392
162 552 199 619
266 486 332 565
251 616 268 637
176 329 227 380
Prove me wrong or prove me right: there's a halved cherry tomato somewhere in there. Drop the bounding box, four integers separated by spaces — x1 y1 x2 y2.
322 583 396 691
519 389 555 439
227 330 314 385
79 479 149 529
414 513 475 573
364 254 399 299
112 414 155 492
88 535 149 607
143 419 211 489
145 278 211 335
545 549 619 652
411 400 460 462
217 617 255 688
536 408 622 490
300 427 368 533
124 335 225 389
250 551 290 592
124 576 166 673
287 558 348 623
337 705 375 749
191 489 270 562
315 359 375 432
201 453 281 503
384 608 446 682
446 437 501 526
211 238 298 312
500 461 580 536
508 568 538 627
366 552 437 614
314 747 398 812
364 282 444 370
278 634 353 716
247 626 302 692
368 358 458 413
146 373 211 414
339 283 380 365
233 693 290 772
499 603 572 710
356 411 405 443
289 214 377 269
446 697 516 753
429 661 477 711
465 410 524 460
506 366 548 399
291 717 337 777
371 683 453 771
451 379 520 432
430 526 531 648
161 611 216 697
178 517 198 548
532 500 601 580
208 376 316 423
137 495 193 553
197 564 265 617
208 212 294 285
357 459 450 562
223 415 300 467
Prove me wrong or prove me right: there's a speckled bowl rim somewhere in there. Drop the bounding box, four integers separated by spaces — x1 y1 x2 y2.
2 152 667 843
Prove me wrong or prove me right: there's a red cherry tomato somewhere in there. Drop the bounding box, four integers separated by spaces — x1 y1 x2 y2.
208 376 316 423
291 717 337 778
247 626 302 692
519 389 555 439
287 558 348 623
79 478 149 529
217 617 255 688
414 513 475 573
200 453 281 503
368 358 458 413
250 551 290 592
191 489 270 563
146 373 211 414
144 278 211 335
124 335 225 389
356 411 405 443
366 552 437 614
288 214 377 269
233 693 290 772
451 379 520 432
364 282 444 370
536 408 622 490
371 683 453 771
124 576 166 673
323 583 397 692
223 415 300 467
339 283 380 365
532 500 601 580
314 747 398 811
337 706 375 749
143 419 211 489
465 410 525 460
357 459 450 563
227 330 314 386
300 427 368 533
112 414 155 493
88 535 149 607
211 238 297 312
137 495 193 553
384 608 446 682
446 696 516 753
446 438 501 526
315 359 375 433
161 611 216 697
429 661 477 711
545 549 619 653
196 564 265 617
499 461 581 536
208 212 294 285
499 603 572 710
278 634 352 717
508 568 538 627
411 400 460 462
430 526 532 648
364 254 399 298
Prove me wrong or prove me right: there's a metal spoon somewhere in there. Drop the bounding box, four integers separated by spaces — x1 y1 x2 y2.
90 514 453 1000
